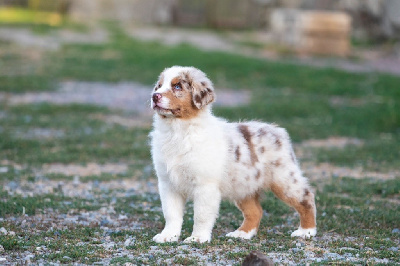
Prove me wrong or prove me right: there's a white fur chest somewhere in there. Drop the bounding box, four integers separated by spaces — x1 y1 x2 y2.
150 113 228 197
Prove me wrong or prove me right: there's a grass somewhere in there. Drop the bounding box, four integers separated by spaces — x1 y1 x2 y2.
0 22 399 264
1 177 397 263
0 7 87 31
0 189 102 216
0 224 107 264
1 103 150 165
0 7 63 26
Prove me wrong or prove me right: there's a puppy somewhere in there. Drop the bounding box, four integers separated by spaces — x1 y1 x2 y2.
150 66 316 243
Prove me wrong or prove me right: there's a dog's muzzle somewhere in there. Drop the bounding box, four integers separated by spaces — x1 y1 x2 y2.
152 93 162 105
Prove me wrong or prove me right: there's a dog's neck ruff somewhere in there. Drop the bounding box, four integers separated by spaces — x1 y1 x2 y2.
153 106 213 128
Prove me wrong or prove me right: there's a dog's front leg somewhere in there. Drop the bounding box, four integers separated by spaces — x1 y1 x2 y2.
184 184 221 243
153 181 185 243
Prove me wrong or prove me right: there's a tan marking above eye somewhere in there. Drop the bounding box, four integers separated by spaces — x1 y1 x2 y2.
171 77 181 86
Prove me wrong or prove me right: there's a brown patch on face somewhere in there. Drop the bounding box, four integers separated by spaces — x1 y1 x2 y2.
294 178 298 184
235 146 241 162
270 183 316 229
238 125 258 165
235 194 263 233
171 76 180 86
161 88 200 119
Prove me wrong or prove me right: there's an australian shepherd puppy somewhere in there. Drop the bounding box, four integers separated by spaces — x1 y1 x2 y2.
150 66 316 243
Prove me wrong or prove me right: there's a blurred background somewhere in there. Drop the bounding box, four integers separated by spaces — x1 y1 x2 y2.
1 0 400 53
0 0 399 198
0 1 399 264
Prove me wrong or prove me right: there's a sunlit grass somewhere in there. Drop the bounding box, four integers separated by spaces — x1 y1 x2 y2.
0 7 62 26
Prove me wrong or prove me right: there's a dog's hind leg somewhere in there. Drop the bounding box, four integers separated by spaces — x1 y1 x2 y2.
270 177 317 239
226 194 263 239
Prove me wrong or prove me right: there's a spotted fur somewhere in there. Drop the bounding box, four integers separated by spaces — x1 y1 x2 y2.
150 66 317 243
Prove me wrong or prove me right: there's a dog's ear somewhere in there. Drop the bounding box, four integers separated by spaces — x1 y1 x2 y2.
192 81 215 109
186 69 215 109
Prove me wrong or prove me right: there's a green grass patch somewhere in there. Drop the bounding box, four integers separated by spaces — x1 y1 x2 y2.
0 224 107 264
1 103 150 165
0 7 63 26
1 175 398 263
313 135 400 171
0 75 55 93
323 177 400 198
317 177 399 236
0 234 24 251
0 189 100 216
0 7 86 32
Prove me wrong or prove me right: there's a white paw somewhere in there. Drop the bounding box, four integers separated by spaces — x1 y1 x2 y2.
226 228 257 240
291 227 316 239
153 232 179 243
183 235 210 243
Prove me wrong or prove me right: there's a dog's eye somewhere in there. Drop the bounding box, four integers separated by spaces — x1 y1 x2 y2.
158 84 162 88
174 84 181 90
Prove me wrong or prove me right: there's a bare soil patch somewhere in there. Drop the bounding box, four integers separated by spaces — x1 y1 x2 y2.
0 27 108 50
42 163 128 177
91 114 152 128
301 137 364 149
4 173 158 198
303 162 400 181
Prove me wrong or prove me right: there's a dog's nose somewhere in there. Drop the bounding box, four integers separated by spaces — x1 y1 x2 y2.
152 93 162 103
